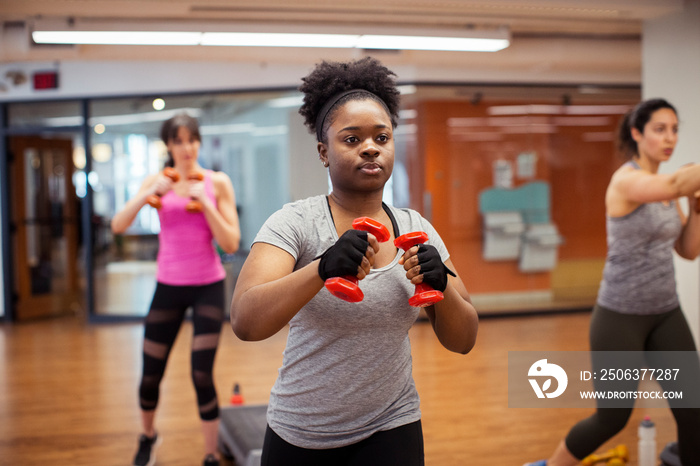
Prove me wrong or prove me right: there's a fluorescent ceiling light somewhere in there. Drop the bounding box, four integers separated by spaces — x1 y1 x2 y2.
41 115 85 127
36 108 202 128
252 125 288 137
32 27 510 52
32 31 201 46
358 35 508 52
399 109 418 120
394 124 417 135
488 105 563 115
88 108 202 126
397 85 417 95
267 95 305 108
200 123 255 135
201 32 358 48
488 104 631 116
449 115 613 127
562 105 632 115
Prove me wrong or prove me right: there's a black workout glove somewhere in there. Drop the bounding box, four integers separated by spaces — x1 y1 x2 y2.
416 244 456 292
317 230 369 280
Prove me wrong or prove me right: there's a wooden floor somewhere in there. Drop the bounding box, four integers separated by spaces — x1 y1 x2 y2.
0 311 677 466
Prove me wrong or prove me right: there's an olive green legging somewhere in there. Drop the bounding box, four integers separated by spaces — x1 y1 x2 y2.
565 305 700 464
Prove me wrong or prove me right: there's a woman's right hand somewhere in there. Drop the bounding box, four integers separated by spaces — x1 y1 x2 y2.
149 171 176 198
112 172 167 234
317 230 380 281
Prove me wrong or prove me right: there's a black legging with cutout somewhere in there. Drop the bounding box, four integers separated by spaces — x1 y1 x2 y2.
139 280 224 421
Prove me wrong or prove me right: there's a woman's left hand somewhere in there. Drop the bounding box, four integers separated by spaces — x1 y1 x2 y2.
188 179 206 202
399 244 456 291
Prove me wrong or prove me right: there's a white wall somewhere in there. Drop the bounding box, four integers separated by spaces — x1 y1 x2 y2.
0 60 313 101
643 0 700 342
287 110 328 202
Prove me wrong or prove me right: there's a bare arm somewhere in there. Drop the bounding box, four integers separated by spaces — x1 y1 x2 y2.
675 197 700 259
608 164 700 216
608 163 700 258
231 232 380 341
191 172 241 254
230 242 325 341
110 174 164 234
399 251 478 354
423 259 479 354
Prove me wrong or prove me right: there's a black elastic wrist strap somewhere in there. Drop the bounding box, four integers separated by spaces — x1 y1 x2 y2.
417 244 456 292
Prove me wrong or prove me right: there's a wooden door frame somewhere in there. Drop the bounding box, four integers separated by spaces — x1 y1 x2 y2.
9 136 80 320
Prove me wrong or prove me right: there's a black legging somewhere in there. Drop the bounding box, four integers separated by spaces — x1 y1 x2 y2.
261 421 424 466
139 280 224 421
565 305 700 464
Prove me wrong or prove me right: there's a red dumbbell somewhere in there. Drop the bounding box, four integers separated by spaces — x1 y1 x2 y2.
394 231 445 308
146 167 180 209
185 172 205 213
324 217 391 303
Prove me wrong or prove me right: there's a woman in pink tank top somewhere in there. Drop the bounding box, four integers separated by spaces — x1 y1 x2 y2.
111 113 240 466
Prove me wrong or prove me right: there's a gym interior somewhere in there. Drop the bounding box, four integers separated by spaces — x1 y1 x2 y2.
1 1 699 465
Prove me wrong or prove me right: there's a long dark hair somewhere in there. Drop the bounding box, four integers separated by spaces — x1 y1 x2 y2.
618 98 677 159
160 112 201 167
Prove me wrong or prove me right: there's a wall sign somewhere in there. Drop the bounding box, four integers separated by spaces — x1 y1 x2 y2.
32 71 59 90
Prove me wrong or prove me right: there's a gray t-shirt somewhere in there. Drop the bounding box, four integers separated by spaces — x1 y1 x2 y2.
597 163 681 314
253 195 450 449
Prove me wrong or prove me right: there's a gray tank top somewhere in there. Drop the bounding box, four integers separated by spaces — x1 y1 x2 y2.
597 162 681 315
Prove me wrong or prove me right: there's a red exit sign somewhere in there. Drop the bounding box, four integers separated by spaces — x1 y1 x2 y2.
33 71 59 90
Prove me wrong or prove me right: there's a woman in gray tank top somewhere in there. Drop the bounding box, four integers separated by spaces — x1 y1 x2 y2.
230 57 478 466
525 100 700 466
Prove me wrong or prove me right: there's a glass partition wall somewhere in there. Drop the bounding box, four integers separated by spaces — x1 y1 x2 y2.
89 92 299 316
2 83 640 319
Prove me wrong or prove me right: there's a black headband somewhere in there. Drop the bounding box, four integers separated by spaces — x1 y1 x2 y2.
314 89 390 142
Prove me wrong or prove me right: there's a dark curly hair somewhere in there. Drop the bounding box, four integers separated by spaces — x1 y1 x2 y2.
617 98 677 159
298 57 401 143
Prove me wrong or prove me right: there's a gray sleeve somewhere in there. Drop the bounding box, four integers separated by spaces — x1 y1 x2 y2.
253 203 306 261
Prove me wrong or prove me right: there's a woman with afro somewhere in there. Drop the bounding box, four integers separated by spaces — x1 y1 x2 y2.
230 57 478 465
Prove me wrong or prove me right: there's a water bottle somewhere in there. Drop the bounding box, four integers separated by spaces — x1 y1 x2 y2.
230 382 244 405
638 415 656 466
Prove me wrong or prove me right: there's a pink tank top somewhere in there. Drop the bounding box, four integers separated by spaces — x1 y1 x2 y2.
156 170 226 286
